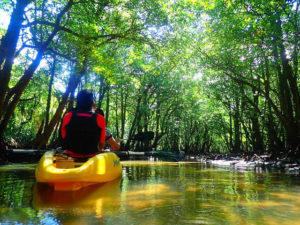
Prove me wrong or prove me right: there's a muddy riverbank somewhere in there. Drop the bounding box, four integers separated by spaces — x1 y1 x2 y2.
186 154 300 174
2 149 300 175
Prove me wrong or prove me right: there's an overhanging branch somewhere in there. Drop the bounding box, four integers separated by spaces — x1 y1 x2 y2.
23 20 143 42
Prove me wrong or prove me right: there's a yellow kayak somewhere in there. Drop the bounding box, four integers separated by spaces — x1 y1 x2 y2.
35 151 122 191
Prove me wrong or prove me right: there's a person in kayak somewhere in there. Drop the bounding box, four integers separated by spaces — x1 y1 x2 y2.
61 90 106 158
95 108 120 151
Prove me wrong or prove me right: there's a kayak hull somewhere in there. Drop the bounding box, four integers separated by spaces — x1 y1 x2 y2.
35 151 122 191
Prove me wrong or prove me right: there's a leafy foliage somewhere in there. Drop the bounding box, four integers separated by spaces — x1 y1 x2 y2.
0 0 299 156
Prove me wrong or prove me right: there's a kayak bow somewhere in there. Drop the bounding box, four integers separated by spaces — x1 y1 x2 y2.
35 151 122 191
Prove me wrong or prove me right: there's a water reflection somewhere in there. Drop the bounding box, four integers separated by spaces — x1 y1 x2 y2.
33 178 121 216
0 161 300 224
123 183 181 211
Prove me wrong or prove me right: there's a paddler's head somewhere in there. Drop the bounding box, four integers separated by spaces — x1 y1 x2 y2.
76 90 94 111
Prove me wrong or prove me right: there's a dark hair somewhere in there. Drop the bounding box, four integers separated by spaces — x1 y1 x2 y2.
96 108 104 116
76 90 94 111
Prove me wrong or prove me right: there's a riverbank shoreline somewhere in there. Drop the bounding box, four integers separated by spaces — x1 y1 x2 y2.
186 153 300 174
1 149 300 175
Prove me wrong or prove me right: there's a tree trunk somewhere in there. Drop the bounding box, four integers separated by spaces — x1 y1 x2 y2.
250 69 264 154
32 64 84 148
67 88 76 112
272 9 299 151
232 96 241 153
49 119 61 148
263 55 282 153
229 107 233 152
105 86 110 125
97 75 105 109
115 90 119 137
251 104 264 154
0 0 74 143
45 55 57 130
67 64 76 112
0 51 44 137
0 0 30 117
120 88 127 139
124 91 144 151
152 101 161 150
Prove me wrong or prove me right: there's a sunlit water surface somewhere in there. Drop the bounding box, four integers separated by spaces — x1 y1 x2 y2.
0 161 300 225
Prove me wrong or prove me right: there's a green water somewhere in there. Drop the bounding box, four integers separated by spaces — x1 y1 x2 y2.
0 161 300 225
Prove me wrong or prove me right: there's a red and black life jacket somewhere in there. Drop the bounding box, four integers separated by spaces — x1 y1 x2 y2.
62 110 101 155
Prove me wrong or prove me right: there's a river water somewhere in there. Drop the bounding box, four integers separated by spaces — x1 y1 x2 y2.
0 161 300 225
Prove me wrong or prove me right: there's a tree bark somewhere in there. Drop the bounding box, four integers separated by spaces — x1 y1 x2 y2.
45 55 57 130
263 55 282 153
250 67 264 154
97 75 105 109
0 0 30 117
32 62 84 148
105 86 110 125
115 90 119 137
251 94 264 154
229 106 233 152
271 11 299 151
0 0 74 140
232 96 241 153
124 90 145 151
0 50 44 137
120 88 127 139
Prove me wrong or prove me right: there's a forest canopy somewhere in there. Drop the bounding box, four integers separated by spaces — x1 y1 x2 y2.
0 0 299 157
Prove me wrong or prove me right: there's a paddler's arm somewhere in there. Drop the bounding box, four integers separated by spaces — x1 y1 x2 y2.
98 142 105 151
107 136 120 150
105 128 120 150
96 113 106 152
